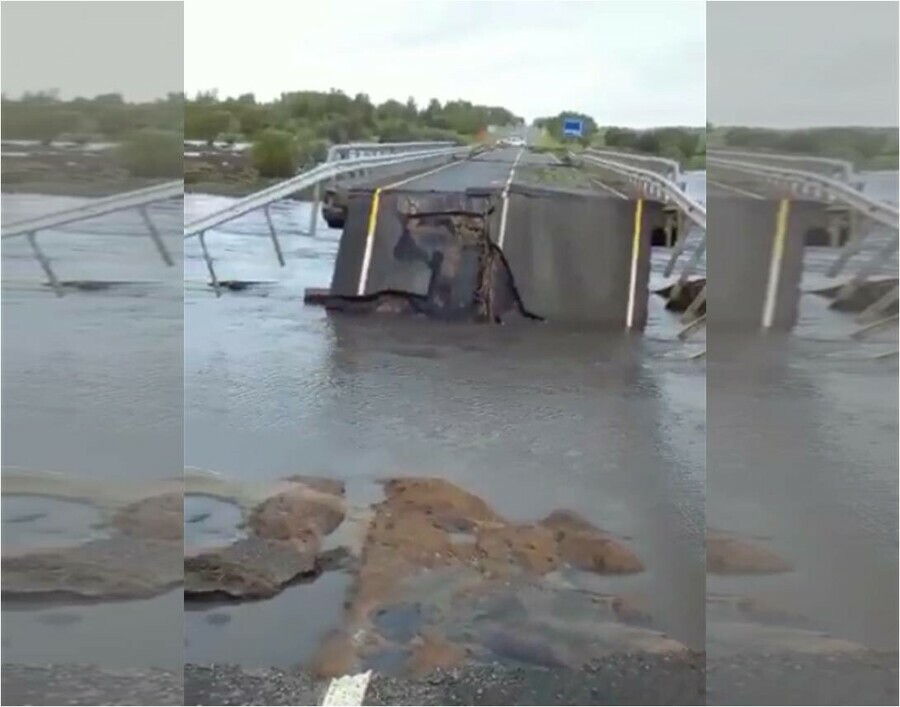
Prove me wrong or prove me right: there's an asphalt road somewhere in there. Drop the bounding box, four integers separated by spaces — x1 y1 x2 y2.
358 147 635 197
183 655 705 706
398 147 524 191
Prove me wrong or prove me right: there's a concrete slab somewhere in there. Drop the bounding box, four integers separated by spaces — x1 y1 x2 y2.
707 197 821 330
499 185 657 327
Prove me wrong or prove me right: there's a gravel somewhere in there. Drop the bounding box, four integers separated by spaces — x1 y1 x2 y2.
706 651 899 705
9 650 893 705
184 652 704 706
1 664 183 706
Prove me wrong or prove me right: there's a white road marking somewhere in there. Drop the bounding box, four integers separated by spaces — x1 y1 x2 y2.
762 199 790 329
497 147 525 248
383 158 465 191
708 178 765 199
625 199 644 329
589 178 629 200
322 671 372 706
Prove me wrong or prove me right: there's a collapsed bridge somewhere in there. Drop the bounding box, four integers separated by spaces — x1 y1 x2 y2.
313 151 682 329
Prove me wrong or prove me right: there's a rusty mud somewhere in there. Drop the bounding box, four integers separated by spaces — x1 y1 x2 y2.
2 469 184 600
706 528 870 657
304 477 687 677
181 472 691 674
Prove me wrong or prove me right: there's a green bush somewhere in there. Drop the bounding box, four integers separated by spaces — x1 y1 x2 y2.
296 138 329 168
116 129 182 178
251 129 297 177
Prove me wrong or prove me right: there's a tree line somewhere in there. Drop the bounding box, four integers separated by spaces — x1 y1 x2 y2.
1 89 524 178
533 112 706 166
4 91 893 175
187 90 521 141
184 89 524 173
1 90 184 142
709 125 898 168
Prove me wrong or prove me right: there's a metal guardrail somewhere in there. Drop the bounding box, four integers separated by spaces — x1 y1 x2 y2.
1 181 183 239
312 141 457 235
707 148 857 185
578 153 705 230
706 156 898 230
708 155 899 308
710 154 898 343
578 151 706 281
1 180 183 296
326 141 456 162
576 151 707 346
584 148 682 184
184 145 472 295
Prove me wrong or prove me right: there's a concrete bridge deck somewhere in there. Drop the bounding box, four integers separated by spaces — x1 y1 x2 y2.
319 146 682 330
332 147 644 198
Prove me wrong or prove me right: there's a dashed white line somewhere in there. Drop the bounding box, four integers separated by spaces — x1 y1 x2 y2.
497 147 525 248
589 178 629 200
708 178 765 199
383 158 466 191
322 671 371 706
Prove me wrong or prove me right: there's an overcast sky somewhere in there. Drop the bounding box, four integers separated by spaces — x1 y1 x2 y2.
4 1 896 129
708 1 898 128
1 1 183 102
184 0 706 127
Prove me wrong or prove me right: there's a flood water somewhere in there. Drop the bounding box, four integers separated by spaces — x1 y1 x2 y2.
1 171 896 677
2 194 183 669
706 171 898 660
183 191 707 662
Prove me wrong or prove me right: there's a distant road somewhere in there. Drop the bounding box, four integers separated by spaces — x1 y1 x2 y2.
359 147 645 198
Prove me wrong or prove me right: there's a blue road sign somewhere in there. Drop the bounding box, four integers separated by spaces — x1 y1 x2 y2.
562 117 584 137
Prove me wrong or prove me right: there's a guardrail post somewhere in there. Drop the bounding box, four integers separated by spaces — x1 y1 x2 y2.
198 230 221 297
851 311 898 339
26 231 64 297
828 210 868 277
834 235 899 304
681 282 707 324
857 283 900 323
263 205 286 266
139 206 174 266
678 313 706 340
308 182 321 237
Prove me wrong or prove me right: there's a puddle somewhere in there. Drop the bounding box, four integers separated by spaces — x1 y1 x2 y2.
184 495 246 550
372 602 435 643
321 479 382 557
2 495 108 550
447 531 476 545
1 590 183 669
184 571 352 668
